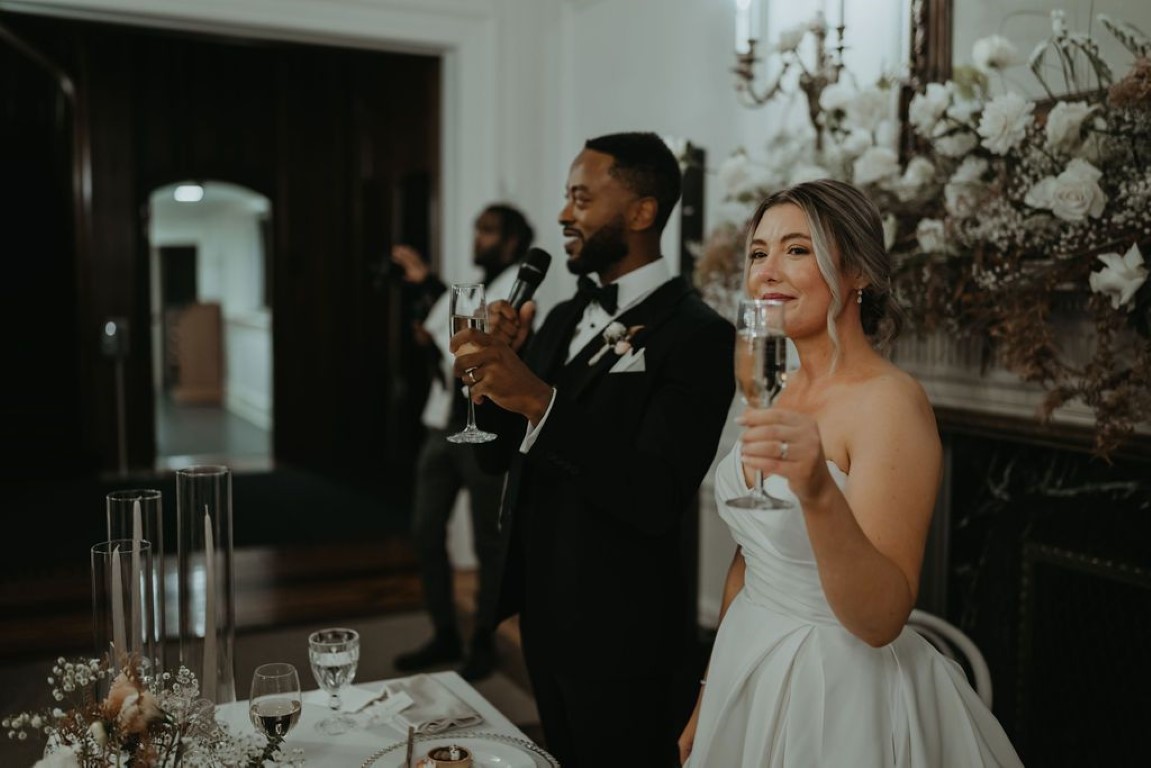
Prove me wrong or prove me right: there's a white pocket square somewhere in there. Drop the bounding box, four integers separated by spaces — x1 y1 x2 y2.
609 348 645 373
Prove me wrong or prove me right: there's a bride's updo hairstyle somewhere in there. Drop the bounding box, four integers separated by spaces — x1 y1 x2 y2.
743 178 905 361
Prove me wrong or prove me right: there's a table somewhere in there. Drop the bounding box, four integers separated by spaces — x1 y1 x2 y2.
219 671 532 765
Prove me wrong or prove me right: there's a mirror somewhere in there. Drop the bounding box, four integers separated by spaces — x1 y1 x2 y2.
915 0 1151 97
148 180 273 471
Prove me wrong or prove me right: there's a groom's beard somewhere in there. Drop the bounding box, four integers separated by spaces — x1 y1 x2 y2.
567 215 628 276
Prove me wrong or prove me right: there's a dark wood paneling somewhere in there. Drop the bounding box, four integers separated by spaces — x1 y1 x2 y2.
0 12 439 492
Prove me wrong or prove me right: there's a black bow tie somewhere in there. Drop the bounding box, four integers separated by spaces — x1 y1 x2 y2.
576 275 619 314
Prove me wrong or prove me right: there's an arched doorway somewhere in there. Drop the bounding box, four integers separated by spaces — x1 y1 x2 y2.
148 180 273 471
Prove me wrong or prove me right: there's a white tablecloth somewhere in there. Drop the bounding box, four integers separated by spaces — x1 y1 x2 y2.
218 671 529 765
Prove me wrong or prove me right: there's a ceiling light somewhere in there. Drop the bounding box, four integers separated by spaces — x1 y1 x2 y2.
174 184 204 203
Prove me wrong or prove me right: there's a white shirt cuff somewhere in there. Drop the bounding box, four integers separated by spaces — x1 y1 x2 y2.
519 387 558 453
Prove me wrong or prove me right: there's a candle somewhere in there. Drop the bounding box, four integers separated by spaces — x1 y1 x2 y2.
734 0 751 54
839 0 845 28
111 544 127 667
130 501 142 647
203 509 217 700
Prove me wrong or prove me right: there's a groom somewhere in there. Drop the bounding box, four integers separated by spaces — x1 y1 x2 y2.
450 131 735 766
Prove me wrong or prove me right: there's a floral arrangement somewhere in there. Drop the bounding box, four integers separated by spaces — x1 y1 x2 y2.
696 10 1151 456
2 655 301 768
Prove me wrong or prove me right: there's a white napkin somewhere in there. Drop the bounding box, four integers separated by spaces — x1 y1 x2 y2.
385 674 484 734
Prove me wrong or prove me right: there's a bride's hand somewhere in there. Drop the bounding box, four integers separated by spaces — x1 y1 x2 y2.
738 405 835 506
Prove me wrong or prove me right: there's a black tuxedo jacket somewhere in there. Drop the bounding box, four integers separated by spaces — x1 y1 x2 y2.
475 274 735 676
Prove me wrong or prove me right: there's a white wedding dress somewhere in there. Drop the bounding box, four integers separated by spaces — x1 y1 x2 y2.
686 446 1024 767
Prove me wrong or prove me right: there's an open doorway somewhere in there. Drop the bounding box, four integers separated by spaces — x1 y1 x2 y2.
148 180 273 471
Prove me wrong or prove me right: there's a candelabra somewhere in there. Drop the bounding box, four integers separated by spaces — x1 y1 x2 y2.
732 11 847 149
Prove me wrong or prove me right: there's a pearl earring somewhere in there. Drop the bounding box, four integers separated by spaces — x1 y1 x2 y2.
856 289 864 305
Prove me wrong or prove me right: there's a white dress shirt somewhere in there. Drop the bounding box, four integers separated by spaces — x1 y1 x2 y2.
521 259 673 452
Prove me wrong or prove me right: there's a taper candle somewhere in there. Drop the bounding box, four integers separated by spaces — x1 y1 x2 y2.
203 509 217 701
111 544 127 663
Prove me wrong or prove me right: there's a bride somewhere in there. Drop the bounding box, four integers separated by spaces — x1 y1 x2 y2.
678 179 1023 767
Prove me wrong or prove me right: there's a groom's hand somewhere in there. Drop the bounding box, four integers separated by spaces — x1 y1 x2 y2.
486 299 535 352
450 329 552 424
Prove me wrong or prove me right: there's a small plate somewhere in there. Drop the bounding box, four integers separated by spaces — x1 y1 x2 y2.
361 732 560 768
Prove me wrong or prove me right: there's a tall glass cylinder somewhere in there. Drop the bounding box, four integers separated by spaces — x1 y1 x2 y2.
91 538 156 691
176 465 237 704
106 489 167 674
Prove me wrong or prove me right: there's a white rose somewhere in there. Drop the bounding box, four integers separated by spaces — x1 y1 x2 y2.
1024 158 1107 221
845 88 892 133
977 92 1034 155
916 218 947 253
840 129 874 158
1044 100 1096 153
882 214 898 252
788 163 832 184
950 156 989 184
946 95 981 124
909 82 951 137
776 24 806 53
894 156 936 201
933 129 978 158
819 80 855 113
1089 243 1148 310
852 146 900 186
32 747 81 768
1051 9 1067 37
972 34 1020 73
944 180 984 218
718 151 752 199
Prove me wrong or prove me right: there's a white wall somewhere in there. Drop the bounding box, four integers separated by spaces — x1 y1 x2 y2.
149 184 273 429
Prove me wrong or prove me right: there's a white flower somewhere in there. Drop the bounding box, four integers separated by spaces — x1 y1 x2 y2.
882 214 898 252
972 34 1020 73
1051 9 1067 37
977 92 1034 155
944 179 984 218
88 719 107 746
950 156 989 184
819 80 855 113
916 218 947 253
840 129 874 158
933 129 978 158
776 24 806 53
718 150 753 199
32 746 81 768
909 82 951 137
844 87 891 133
946 95 982 124
1024 158 1107 221
1044 100 1096 153
788 162 832 184
852 146 900 186
1090 244 1147 311
894 156 936 201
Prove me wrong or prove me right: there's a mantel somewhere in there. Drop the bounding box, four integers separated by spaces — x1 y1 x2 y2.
893 333 1151 462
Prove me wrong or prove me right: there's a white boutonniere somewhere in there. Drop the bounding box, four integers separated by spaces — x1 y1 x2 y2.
588 321 645 365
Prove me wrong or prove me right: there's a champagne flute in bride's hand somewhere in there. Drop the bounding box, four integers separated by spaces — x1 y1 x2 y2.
726 298 793 510
447 282 497 444
249 662 302 745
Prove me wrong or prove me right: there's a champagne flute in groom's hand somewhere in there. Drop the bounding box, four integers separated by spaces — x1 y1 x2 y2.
447 282 497 444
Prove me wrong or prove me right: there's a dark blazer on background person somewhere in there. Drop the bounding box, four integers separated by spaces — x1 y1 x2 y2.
476 272 735 676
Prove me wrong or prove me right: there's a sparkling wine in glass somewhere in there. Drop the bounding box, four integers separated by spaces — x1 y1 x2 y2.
447 282 497 444
249 662 302 744
727 298 794 510
308 627 360 736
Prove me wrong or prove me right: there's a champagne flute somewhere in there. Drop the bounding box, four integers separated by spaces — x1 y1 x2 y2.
249 662 302 744
308 627 360 735
446 282 497 444
726 298 794 510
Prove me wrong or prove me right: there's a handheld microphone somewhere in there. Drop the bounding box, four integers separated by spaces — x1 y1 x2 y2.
507 247 552 310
